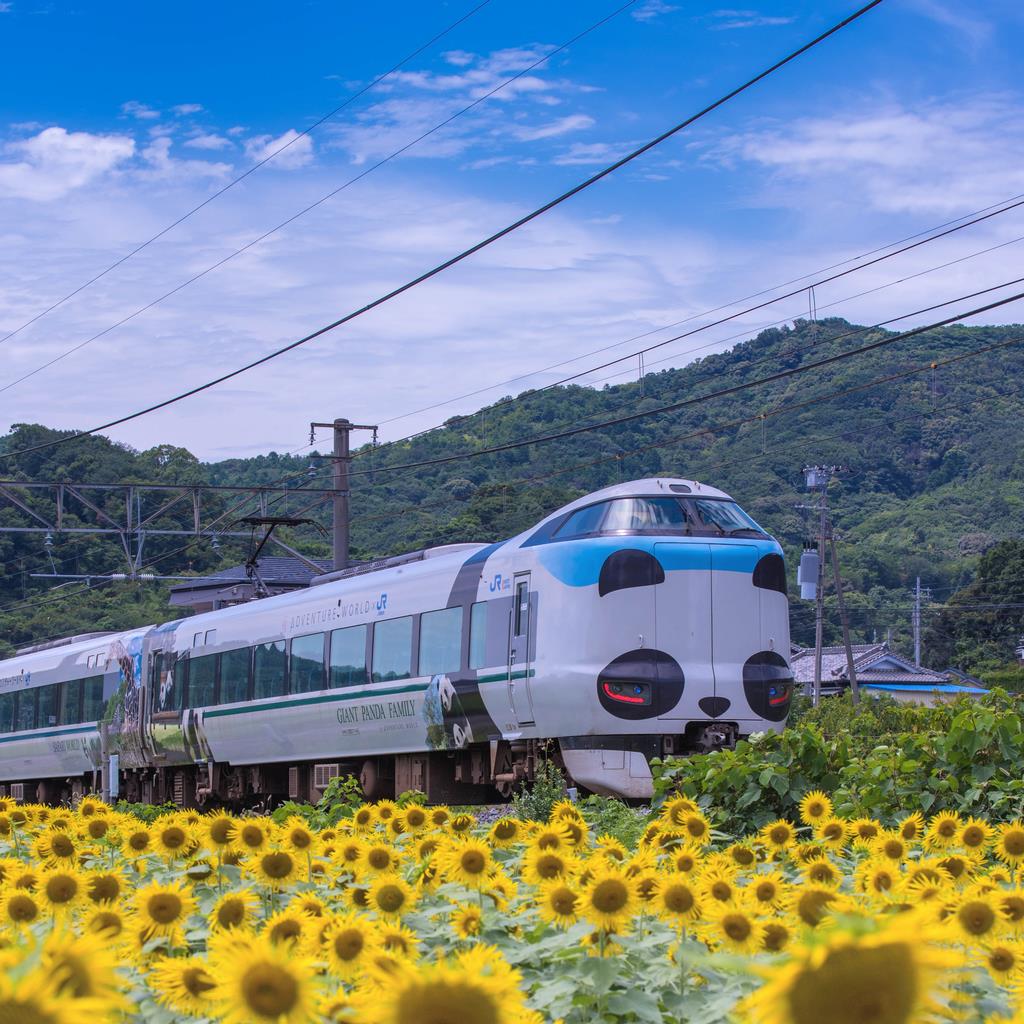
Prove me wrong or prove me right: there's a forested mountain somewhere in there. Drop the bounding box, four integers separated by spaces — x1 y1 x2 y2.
2 317 1022 676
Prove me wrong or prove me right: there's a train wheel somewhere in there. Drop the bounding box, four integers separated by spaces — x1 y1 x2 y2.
359 760 392 801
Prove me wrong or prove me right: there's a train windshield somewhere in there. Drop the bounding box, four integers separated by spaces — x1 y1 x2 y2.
555 496 767 539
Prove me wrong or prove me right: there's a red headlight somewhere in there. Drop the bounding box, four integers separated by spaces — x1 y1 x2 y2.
601 681 650 706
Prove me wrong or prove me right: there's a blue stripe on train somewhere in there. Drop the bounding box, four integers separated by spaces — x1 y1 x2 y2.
537 537 782 587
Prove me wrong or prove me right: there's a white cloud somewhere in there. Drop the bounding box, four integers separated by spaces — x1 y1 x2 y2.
904 0 991 50
632 0 679 22
172 103 204 116
0 126 134 201
121 100 160 121
553 141 631 166
0 3 12 11
709 10 796 29
243 129 314 169
140 136 231 181
185 133 233 151
227 126 248 137
513 114 594 142
706 96 1024 214
442 50 475 67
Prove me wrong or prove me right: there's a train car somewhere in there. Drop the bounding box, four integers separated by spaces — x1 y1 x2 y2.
0 478 793 805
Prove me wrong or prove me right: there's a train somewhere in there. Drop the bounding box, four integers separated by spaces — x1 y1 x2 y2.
0 478 794 806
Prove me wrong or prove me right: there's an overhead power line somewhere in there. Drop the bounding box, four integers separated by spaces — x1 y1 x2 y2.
0 0 885 463
0 0 496 349
0 0 640 397
328 280 1024 478
372 191 1024 435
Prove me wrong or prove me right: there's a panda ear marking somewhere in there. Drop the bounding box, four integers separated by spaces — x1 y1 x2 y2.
598 549 665 597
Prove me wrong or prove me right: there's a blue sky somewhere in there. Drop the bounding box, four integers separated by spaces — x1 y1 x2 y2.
0 0 1021 460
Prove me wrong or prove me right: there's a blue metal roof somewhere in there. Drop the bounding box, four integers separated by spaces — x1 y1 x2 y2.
862 683 989 694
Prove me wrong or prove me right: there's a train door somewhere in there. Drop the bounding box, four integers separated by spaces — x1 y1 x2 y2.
655 543 714 718
507 573 536 726
710 545 760 712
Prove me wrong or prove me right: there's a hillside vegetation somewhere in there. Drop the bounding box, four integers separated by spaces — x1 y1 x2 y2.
1 317 1022 674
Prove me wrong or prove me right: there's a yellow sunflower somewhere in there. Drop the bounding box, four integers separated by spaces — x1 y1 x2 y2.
747 869 788 911
1 888 42 928
203 811 238 851
210 888 259 932
815 818 849 852
323 912 381 979
536 880 580 928
743 913 957 1024
235 819 272 854
210 933 318 1024
798 791 833 826
351 805 376 831
370 948 525 1024
702 902 763 955
85 868 127 905
149 954 219 1016
401 805 429 833
440 838 494 890
654 873 702 925
42 929 125 1007
263 908 313 948
246 848 301 889
154 819 194 860
759 819 797 855
995 821 1024 866
959 817 993 853
949 891 1006 942
39 867 85 915
488 818 524 848
133 879 197 941
451 904 483 938
580 869 638 931
980 939 1024 982
925 811 962 850
521 847 575 885
368 874 417 920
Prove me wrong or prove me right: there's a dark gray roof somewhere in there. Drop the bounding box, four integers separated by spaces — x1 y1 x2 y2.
170 556 334 595
790 643 949 685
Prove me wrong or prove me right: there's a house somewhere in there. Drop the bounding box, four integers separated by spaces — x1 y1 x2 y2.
168 556 334 614
789 642 987 705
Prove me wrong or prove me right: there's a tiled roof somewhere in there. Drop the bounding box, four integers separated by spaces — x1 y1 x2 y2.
863 683 989 694
790 643 948 685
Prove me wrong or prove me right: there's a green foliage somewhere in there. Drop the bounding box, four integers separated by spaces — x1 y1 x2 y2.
577 794 651 848
269 799 324 828
396 789 428 807
652 691 1024 834
113 799 178 822
512 750 567 822
316 774 366 824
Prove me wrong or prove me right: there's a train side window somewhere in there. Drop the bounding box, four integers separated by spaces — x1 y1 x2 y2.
189 654 217 707
253 641 287 700
290 633 326 694
59 681 82 725
554 502 609 539
37 684 59 728
83 677 105 721
469 602 489 670
419 607 462 676
15 689 36 731
219 648 251 705
371 617 413 683
329 626 367 687
0 692 14 733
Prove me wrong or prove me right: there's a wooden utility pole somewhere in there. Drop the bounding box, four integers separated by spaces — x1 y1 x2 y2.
829 521 860 704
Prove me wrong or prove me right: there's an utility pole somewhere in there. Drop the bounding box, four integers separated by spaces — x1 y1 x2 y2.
911 576 931 666
310 418 377 571
801 465 859 706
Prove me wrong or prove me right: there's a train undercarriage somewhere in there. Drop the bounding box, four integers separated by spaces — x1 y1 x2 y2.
0 723 739 808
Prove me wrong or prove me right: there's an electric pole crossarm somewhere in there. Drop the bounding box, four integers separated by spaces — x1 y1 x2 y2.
0 484 53 528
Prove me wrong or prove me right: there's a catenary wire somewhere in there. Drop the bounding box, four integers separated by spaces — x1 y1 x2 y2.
0 0 641 396
0 0 885 462
371 192 1024 434
0 0 496 349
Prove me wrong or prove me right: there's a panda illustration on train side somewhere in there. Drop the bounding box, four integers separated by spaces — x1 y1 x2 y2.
0 478 793 806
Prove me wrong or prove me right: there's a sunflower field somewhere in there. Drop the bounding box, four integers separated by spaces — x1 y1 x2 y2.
3 791 1024 1024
